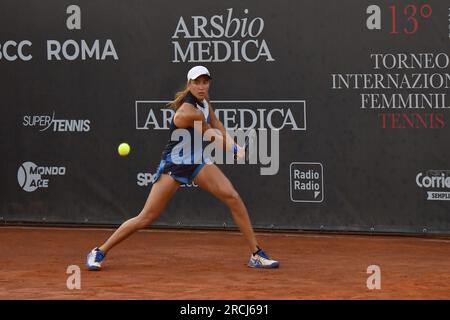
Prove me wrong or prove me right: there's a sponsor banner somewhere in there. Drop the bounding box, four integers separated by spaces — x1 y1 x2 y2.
135 100 306 131
171 8 275 63
1 1 449 234
416 170 450 201
0 5 119 62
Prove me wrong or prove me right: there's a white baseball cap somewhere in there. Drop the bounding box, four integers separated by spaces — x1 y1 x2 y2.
187 65 211 81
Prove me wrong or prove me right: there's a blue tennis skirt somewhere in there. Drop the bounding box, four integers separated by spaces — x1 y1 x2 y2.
153 159 206 185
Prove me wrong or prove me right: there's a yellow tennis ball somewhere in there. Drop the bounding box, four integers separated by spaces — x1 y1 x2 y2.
118 143 130 156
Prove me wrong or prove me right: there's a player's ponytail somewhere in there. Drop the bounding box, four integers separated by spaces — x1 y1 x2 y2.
168 82 190 110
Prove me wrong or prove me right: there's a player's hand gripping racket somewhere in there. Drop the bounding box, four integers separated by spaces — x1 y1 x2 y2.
235 129 257 162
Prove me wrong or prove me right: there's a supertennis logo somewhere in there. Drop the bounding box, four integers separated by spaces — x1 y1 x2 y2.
17 162 66 192
22 111 91 132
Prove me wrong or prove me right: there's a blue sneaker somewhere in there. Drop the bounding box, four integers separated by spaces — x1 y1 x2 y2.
248 249 280 269
86 247 106 271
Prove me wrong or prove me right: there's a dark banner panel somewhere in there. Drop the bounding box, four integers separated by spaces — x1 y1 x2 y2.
1 0 449 234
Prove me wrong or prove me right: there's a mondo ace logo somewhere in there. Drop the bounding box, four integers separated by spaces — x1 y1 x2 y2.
172 8 274 63
17 162 66 192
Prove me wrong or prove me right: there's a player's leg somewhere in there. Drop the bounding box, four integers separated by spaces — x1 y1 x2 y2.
193 163 259 252
87 174 179 270
193 163 279 268
99 173 180 253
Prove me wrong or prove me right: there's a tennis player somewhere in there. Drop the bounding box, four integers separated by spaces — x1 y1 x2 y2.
86 66 279 270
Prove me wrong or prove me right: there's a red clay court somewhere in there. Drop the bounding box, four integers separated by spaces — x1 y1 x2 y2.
1 226 449 300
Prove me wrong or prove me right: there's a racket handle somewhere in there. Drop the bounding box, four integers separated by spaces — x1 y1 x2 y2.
232 144 238 155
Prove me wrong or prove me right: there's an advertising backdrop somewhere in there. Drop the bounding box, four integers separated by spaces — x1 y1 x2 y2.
1 0 449 234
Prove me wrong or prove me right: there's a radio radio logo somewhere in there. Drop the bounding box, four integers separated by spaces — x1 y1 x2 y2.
290 162 324 203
